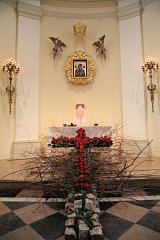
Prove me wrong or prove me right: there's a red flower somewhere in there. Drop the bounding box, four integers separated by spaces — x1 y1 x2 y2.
94 137 98 140
79 174 84 179
84 183 90 188
74 177 79 182
70 137 75 141
73 163 78 167
79 162 84 165
79 150 84 153
79 163 84 166
66 204 72 209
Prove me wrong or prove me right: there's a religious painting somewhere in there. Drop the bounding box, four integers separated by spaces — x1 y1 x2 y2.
65 51 96 84
73 60 87 77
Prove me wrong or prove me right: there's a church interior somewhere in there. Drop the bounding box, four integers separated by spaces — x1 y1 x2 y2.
0 0 160 239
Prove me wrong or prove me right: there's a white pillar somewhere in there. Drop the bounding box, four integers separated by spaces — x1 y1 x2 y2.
118 0 146 139
13 0 42 158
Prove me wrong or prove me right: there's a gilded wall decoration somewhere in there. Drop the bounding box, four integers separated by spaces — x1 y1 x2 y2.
65 51 96 84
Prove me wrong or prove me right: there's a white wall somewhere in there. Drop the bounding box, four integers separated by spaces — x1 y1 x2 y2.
16 16 40 141
142 0 160 156
39 16 122 135
0 2 17 160
119 15 146 139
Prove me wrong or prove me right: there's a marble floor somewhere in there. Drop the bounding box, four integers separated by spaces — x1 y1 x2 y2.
0 189 160 240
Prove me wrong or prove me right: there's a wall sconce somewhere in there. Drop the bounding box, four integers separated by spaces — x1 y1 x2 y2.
2 58 20 114
142 56 159 112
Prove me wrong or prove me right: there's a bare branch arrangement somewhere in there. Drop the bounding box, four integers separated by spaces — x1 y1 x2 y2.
0 125 159 198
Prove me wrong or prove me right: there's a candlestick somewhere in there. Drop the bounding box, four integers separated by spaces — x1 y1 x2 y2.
142 56 159 112
2 58 20 114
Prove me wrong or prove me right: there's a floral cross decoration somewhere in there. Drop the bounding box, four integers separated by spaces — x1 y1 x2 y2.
49 128 113 193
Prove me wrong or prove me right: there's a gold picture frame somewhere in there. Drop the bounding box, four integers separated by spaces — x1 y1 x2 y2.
65 51 96 84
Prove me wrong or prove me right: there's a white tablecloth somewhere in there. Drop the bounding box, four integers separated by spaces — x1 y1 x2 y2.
49 126 112 138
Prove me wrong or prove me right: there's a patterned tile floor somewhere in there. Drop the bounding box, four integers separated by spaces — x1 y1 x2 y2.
0 190 160 240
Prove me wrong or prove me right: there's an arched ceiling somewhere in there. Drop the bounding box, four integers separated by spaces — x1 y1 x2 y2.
40 0 117 8
3 0 154 20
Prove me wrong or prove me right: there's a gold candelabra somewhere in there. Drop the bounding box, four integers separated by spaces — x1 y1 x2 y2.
142 56 159 112
2 58 20 114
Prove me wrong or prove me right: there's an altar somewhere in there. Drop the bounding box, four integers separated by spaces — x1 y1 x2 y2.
49 126 112 138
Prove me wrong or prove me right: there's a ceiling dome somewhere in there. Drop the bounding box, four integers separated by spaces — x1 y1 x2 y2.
40 0 117 8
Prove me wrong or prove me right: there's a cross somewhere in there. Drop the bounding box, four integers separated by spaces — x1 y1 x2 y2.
49 128 112 192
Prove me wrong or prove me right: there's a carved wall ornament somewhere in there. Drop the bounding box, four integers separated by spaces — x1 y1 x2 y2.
49 37 66 58
92 35 106 59
65 51 96 84
73 22 87 38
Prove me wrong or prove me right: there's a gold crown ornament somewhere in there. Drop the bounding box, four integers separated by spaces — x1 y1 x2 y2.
73 22 87 38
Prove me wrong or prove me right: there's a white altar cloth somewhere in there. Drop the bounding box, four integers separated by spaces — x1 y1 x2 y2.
49 126 112 138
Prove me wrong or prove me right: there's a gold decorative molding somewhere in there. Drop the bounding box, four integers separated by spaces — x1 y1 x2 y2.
65 51 96 85
73 22 86 38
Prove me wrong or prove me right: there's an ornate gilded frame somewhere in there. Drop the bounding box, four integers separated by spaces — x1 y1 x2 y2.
65 51 96 84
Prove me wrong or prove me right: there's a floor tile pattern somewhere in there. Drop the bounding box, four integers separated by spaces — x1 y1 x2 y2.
100 212 133 240
0 199 160 240
30 212 66 240
0 212 26 236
